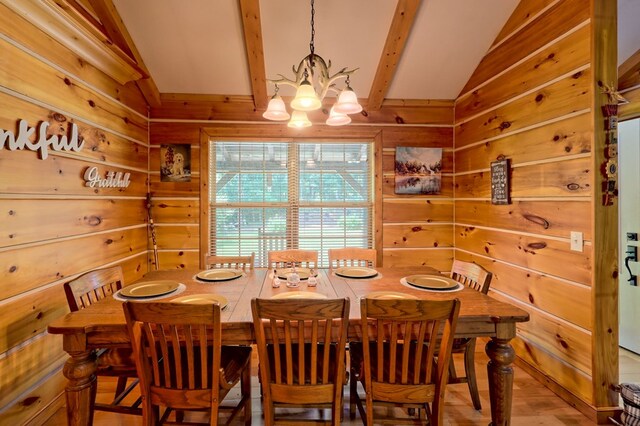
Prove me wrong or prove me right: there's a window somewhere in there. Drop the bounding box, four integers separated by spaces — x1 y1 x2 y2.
209 141 374 267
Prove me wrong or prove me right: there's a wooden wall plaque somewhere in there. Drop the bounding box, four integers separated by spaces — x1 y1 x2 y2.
490 158 511 205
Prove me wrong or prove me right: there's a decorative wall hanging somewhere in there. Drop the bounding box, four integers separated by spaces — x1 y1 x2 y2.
161 144 191 182
490 158 511 205
0 118 84 160
600 84 627 206
394 147 442 195
84 166 131 188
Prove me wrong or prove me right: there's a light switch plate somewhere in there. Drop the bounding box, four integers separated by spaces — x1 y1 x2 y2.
570 231 583 252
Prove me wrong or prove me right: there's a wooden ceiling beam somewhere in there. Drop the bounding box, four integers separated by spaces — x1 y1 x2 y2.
619 48 640 91
367 0 421 111
87 0 161 108
239 0 268 110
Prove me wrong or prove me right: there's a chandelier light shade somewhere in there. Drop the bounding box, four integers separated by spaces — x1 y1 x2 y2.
287 111 312 128
263 0 362 128
326 106 351 126
262 94 290 121
333 87 363 115
290 80 322 111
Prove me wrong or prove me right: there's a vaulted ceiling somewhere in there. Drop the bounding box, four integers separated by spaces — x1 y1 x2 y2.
7 0 639 109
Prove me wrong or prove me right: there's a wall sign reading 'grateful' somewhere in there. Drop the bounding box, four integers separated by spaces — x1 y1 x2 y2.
0 119 85 160
84 166 131 189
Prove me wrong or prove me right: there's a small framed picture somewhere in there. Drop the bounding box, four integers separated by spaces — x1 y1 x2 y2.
161 144 191 182
394 147 442 195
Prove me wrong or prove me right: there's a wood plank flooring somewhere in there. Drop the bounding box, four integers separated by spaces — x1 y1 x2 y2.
44 345 599 425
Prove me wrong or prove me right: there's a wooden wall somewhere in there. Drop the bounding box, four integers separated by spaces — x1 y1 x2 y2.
149 97 455 272
453 0 618 421
0 4 149 424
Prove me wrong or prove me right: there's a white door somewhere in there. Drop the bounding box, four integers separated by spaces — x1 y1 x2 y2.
619 118 640 354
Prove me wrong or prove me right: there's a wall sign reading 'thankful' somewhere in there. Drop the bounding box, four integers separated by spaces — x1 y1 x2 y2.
84 166 131 189
0 119 85 160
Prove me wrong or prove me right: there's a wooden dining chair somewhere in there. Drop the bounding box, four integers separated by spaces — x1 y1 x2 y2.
350 298 461 425
205 252 255 270
251 297 350 425
267 249 318 270
448 260 493 410
328 248 377 268
63 266 141 415
123 301 252 426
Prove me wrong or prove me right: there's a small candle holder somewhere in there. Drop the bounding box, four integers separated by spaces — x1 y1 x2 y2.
307 268 317 287
286 265 300 288
272 269 281 288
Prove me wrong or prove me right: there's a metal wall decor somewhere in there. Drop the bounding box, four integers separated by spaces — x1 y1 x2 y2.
0 118 84 160
600 83 626 206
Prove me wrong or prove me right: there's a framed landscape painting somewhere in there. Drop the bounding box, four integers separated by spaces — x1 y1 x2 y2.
394 147 442 194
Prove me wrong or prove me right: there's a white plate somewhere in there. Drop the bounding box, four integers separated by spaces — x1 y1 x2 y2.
405 275 459 290
120 280 180 298
366 291 418 300
196 269 243 282
171 294 228 308
334 267 378 279
270 291 327 300
276 268 313 280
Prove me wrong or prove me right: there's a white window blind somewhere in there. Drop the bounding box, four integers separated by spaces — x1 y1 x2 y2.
209 141 373 267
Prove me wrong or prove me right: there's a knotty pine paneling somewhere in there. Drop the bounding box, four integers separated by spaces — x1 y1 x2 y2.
0 9 148 421
0 227 147 301
152 225 199 250
382 248 453 270
152 95 453 126
456 68 591 149
0 333 67 409
455 225 591 285
0 369 66 426
150 175 201 197
0 3 148 116
150 199 200 223
455 200 591 240
455 157 591 198
491 0 558 49
152 250 200 270
454 112 591 174
0 37 147 143
382 199 453 223
383 224 453 249
0 198 146 247
0 150 148 196
512 335 593 403
453 0 617 412
461 0 589 95
455 251 591 330
456 25 590 121
0 92 147 170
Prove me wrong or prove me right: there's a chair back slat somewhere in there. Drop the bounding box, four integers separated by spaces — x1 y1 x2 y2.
360 298 460 419
450 260 492 294
252 298 349 419
328 248 377 268
64 266 124 312
268 249 318 270
205 252 255 270
124 302 221 392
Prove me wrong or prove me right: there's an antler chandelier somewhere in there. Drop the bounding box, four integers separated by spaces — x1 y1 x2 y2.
262 0 363 128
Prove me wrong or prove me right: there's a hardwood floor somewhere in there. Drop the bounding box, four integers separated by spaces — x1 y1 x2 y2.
44 345 599 425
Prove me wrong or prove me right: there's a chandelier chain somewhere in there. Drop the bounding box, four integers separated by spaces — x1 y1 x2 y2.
309 0 315 67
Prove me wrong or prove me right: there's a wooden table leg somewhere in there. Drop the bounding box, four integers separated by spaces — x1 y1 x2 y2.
62 348 97 426
485 323 516 426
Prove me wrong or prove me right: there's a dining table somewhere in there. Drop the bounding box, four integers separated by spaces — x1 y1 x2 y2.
48 266 529 426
